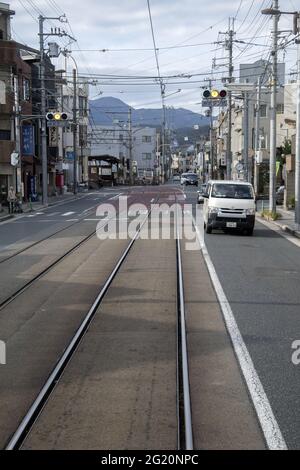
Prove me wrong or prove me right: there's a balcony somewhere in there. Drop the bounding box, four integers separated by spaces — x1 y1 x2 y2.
0 141 16 164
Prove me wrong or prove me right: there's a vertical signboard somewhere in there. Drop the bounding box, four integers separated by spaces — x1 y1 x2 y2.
22 125 35 156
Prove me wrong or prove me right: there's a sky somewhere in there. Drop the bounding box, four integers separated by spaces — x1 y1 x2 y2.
7 0 299 113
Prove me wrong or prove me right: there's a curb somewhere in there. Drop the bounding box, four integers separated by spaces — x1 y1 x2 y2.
256 214 300 240
22 193 88 214
0 214 14 223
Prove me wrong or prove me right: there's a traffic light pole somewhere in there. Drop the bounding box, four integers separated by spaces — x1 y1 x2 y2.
39 15 48 206
226 19 234 180
38 14 75 204
210 103 214 180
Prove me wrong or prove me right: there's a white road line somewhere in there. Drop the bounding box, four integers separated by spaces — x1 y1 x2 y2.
109 193 123 201
62 212 75 217
66 219 79 222
192 214 287 450
256 216 300 248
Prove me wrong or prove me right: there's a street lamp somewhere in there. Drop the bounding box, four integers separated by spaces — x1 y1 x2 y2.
262 6 300 225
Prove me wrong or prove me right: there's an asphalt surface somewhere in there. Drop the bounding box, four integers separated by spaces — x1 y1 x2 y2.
0 189 128 255
1 183 300 449
182 184 300 449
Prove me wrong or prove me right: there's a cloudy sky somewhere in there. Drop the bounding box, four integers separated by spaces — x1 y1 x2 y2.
8 0 298 112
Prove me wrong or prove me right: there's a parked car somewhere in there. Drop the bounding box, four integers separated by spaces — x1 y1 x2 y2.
181 173 198 186
173 174 181 182
203 180 256 235
197 184 207 204
276 185 285 205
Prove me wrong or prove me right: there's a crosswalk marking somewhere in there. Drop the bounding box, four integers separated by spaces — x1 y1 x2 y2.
62 212 75 217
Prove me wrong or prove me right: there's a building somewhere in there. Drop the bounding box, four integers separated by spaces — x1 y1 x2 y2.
0 3 33 199
89 124 159 184
224 59 285 186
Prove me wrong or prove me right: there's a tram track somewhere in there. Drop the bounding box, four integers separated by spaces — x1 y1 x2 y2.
4 189 194 450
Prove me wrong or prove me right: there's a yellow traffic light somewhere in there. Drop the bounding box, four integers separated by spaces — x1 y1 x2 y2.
211 90 219 99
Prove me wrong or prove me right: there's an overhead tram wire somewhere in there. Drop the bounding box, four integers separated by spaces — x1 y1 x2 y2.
236 0 255 33
146 0 167 173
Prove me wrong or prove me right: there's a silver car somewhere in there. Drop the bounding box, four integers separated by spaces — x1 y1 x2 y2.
197 184 207 204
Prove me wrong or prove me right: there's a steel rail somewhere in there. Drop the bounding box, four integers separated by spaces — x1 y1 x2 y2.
5 205 154 450
176 204 194 450
0 193 139 311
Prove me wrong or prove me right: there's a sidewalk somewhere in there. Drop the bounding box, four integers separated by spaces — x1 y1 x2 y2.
0 191 88 223
257 206 300 239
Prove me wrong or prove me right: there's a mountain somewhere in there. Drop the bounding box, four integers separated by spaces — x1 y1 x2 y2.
89 97 209 130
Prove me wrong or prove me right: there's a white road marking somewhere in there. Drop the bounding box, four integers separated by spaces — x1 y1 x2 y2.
66 219 79 222
62 212 75 217
109 193 123 201
192 213 287 450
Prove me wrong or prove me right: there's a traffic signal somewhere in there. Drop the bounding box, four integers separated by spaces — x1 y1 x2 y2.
46 112 69 121
202 89 227 99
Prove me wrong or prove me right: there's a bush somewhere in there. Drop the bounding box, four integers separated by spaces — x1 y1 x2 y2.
288 197 295 209
261 210 282 221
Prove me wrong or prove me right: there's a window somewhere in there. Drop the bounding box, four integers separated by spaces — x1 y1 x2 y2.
142 135 152 143
277 103 284 114
142 153 152 160
260 104 267 118
260 131 267 150
119 134 124 141
211 183 254 200
0 130 11 141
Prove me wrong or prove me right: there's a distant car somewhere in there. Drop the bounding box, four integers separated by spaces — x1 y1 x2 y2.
197 184 207 204
173 174 181 182
181 173 198 186
276 185 285 205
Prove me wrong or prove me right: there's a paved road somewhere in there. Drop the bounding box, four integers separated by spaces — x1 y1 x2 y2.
0 188 127 254
182 184 300 449
2 182 300 449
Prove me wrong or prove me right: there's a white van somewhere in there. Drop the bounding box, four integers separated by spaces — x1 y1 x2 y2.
203 180 256 235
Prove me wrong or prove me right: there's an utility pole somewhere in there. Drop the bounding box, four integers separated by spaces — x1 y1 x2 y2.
243 92 250 182
269 0 279 214
13 76 21 194
254 77 262 195
39 15 48 205
73 68 77 195
128 107 133 185
38 14 75 204
296 31 300 226
226 18 235 180
162 101 166 183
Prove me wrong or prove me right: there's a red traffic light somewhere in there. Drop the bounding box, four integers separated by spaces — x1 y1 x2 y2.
219 89 227 98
